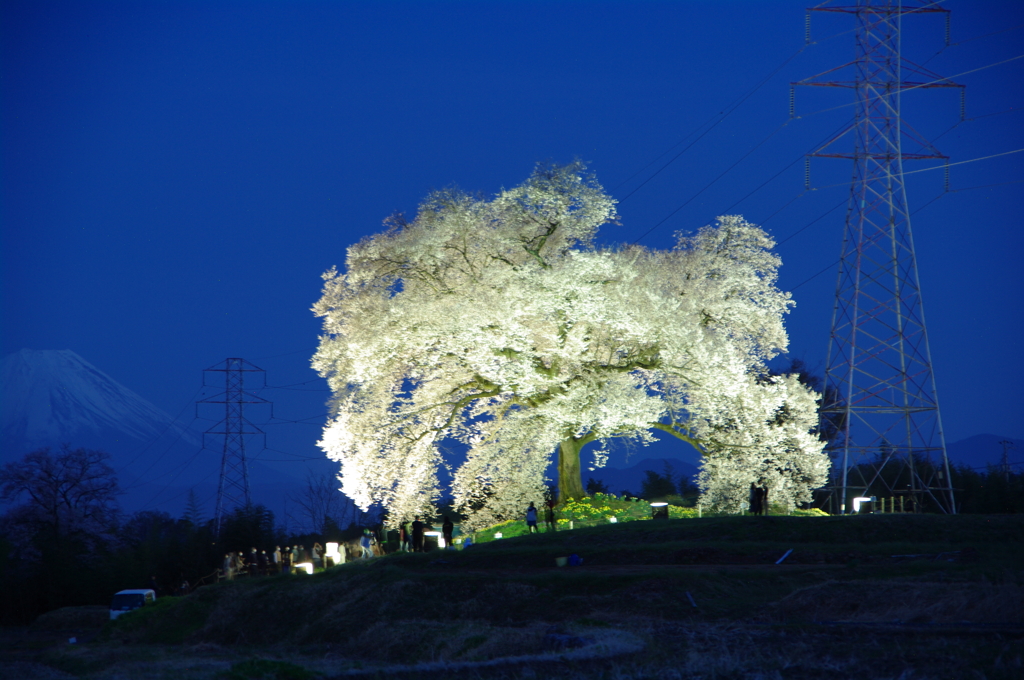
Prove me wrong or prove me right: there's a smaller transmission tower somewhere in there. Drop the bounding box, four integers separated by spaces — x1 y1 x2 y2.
200 358 270 535
794 1 962 514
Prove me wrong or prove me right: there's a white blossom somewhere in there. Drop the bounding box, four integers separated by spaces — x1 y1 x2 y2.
312 162 829 525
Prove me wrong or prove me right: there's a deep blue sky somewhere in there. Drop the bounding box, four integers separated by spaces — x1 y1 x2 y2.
3 1 1022 478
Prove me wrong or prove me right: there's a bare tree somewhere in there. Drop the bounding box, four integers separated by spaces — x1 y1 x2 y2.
0 445 121 552
1 446 123 614
287 471 359 534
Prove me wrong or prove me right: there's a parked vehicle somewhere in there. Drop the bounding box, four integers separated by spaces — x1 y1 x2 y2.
109 589 156 620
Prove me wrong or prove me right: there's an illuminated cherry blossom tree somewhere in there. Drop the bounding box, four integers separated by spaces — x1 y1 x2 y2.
312 162 829 527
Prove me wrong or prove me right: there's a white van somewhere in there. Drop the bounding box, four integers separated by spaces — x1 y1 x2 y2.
109 589 156 620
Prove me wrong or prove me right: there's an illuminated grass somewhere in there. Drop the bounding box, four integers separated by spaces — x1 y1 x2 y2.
471 493 827 543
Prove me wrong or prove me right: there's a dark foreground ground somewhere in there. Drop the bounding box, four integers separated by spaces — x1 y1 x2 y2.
2 514 1022 680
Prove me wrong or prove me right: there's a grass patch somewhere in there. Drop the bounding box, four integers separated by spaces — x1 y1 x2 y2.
31 606 109 632
105 590 217 644
456 633 488 657
219 658 320 680
471 494 828 542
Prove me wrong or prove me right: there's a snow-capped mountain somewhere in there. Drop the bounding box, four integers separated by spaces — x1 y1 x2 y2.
1 349 199 453
0 349 309 517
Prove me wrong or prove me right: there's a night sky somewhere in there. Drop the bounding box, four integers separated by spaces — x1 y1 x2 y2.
3 1 1022 480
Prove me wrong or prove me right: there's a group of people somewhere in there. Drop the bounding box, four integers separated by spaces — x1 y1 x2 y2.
748 482 770 516
396 515 455 552
220 543 330 580
525 500 557 533
219 505 562 578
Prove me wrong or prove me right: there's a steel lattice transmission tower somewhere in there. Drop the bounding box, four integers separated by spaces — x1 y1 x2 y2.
794 1 962 514
199 358 270 535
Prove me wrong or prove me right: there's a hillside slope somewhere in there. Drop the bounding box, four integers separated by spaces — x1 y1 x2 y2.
47 513 1018 679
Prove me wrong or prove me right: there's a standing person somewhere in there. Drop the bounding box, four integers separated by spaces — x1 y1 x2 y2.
545 499 557 532
258 549 268 576
749 482 761 515
525 502 538 533
360 530 373 559
312 543 323 571
399 522 410 552
412 516 425 553
282 546 292 574
442 516 454 549
249 548 259 577
272 546 282 573
760 485 769 516
291 545 302 568
371 528 383 557
223 553 233 581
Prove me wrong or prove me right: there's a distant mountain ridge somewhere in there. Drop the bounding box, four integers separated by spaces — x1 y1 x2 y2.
944 434 1024 470
1 348 199 452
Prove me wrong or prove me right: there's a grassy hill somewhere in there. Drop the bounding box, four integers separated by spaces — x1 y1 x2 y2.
10 513 1024 679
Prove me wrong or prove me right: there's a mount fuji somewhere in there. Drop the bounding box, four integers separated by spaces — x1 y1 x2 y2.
1 349 306 517
1 349 199 454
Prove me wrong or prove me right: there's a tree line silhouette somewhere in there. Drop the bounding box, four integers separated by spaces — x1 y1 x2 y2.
0 446 365 625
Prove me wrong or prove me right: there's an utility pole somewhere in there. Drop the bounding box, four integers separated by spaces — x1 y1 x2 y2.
200 358 270 536
794 1 962 514
999 440 1013 484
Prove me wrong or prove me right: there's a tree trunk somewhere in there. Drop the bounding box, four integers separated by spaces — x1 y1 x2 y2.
558 438 586 501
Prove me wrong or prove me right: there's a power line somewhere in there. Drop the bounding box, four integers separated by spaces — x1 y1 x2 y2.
948 179 1024 193
266 414 330 425
761 192 806 227
918 5 1019 67
251 446 324 463
613 44 809 203
967 106 1023 121
784 174 1021 293
139 464 222 514
776 197 847 247
115 386 204 474
798 53 1024 120
950 21 1024 46
261 379 330 392
627 0 929 206
633 119 793 243
134 444 215 510
251 348 314 361
715 117 855 222
790 191 947 292
118 415 203 492
806 148 1024 192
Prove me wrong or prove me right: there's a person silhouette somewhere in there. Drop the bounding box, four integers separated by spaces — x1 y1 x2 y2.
526 502 538 533
442 515 454 548
412 516 425 552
